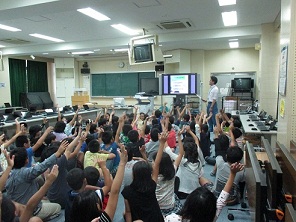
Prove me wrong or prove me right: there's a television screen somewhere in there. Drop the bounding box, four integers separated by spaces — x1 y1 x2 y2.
140 78 159 95
233 78 252 92
161 73 197 95
134 44 153 63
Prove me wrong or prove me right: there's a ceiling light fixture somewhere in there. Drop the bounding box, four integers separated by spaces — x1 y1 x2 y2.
229 41 239 48
77 7 110 21
30 55 35 60
111 24 140 35
222 11 237 26
218 0 236 6
0 45 5 48
29 33 64 42
111 48 129 52
71 51 94 55
0 24 21 32
163 55 173 58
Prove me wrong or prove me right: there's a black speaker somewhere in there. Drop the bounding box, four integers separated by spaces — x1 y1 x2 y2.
81 68 90 74
155 65 164 71
231 80 234 88
251 79 254 88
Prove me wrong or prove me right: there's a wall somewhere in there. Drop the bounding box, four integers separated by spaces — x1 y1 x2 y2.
258 23 280 117
0 57 11 106
0 56 55 107
202 48 260 111
277 0 295 147
77 57 161 107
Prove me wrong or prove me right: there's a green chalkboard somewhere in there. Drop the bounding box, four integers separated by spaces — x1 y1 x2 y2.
91 72 155 96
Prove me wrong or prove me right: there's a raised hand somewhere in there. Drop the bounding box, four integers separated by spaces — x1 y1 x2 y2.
3 149 14 168
45 164 59 184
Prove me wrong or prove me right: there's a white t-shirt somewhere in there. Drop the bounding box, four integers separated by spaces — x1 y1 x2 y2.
208 85 219 102
156 165 177 209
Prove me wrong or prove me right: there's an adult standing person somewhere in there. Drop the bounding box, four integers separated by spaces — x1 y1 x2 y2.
202 76 219 132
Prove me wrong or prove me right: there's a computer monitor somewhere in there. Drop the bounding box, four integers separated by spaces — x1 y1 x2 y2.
4 102 11 107
245 141 268 222
261 137 283 209
276 142 296 209
113 98 126 107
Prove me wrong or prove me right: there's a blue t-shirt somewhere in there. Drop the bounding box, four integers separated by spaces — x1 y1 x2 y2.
26 147 34 167
101 142 120 167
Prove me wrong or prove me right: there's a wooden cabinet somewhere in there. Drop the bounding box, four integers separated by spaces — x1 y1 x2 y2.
71 95 89 106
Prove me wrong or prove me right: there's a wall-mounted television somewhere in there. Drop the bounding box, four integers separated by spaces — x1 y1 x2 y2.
231 78 253 92
161 73 197 95
140 78 159 95
133 43 153 63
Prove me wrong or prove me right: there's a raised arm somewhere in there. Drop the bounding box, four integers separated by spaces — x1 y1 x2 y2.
104 144 128 220
115 114 125 144
185 125 200 147
2 125 26 149
174 129 185 168
0 150 14 191
93 110 102 124
178 104 188 120
152 131 168 182
68 109 79 127
20 165 59 222
97 160 112 196
32 126 54 152
108 109 115 125
215 113 223 134
229 123 236 147
216 162 244 217
140 116 149 138
64 127 83 160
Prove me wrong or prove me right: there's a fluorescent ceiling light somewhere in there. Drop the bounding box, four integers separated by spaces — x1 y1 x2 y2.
111 48 129 52
29 33 64 42
222 11 237 26
0 45 5 48
77 7 110 21
229 41 239 48
71 51 94 55
0 24 21 32
111 24 140 35
218 0 236 6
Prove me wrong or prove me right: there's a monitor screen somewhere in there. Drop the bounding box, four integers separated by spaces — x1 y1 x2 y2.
233 78 252 92
133 44 153 63
161 73 197 95
140 78 159 95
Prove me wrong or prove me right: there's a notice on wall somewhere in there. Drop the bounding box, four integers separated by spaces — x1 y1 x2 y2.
280 98 285 118
83 75 90 92
279 45 288 96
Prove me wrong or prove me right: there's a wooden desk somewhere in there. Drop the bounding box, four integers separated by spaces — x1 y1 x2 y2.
240 114 277 149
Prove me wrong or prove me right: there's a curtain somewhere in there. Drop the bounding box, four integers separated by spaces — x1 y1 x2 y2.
9 58 26 106
27 60 48 92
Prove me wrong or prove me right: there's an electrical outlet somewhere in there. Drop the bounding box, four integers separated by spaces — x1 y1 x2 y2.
0 82 5 88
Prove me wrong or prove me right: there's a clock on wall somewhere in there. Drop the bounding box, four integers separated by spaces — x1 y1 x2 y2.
118 62 125 68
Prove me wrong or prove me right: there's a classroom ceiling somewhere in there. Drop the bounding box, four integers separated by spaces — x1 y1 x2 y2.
0 0 281 59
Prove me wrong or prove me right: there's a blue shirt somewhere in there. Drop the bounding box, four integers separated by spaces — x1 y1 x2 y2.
101 142 120 167
26 147 34 167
